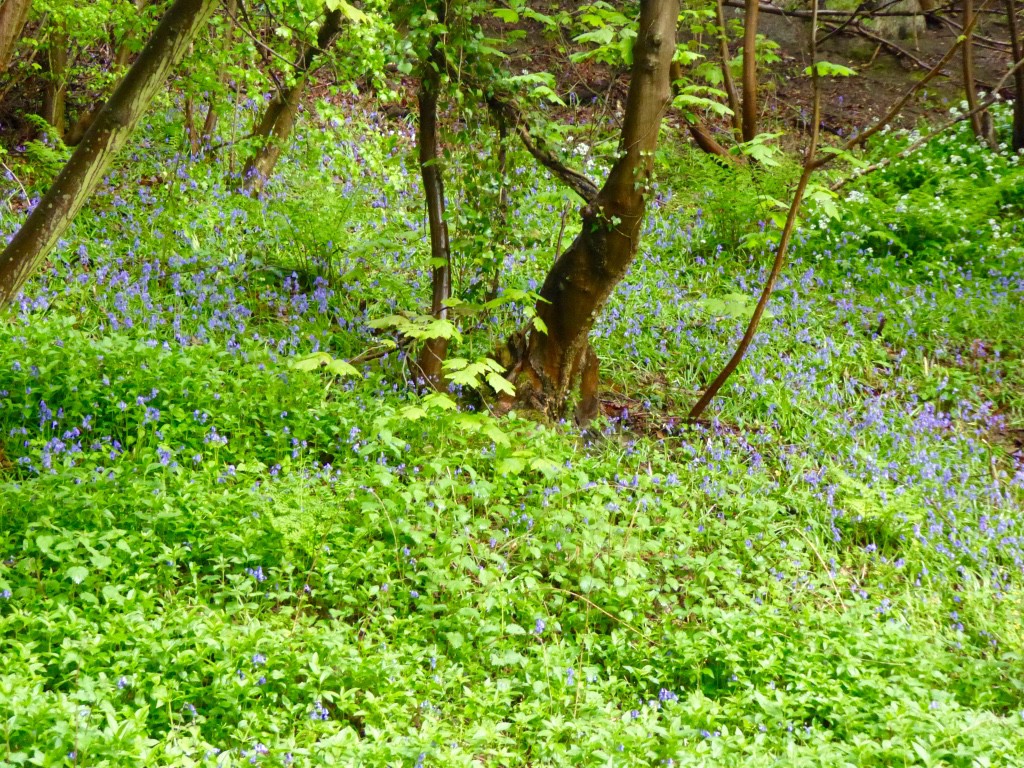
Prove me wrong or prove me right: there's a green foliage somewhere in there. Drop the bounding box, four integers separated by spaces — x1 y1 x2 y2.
1 54 1023 768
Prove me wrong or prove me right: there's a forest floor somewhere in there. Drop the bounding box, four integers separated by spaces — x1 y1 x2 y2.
0 85 1023 766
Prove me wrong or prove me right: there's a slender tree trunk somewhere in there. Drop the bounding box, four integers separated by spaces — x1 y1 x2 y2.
201 0 237 142
1008 0 1024 150
961 0 996 146
414 22 452 389
716 0 743 137
241 7 343 192
42 23 68 136
0 0 32 74
184 94 200 153
0 0 216 306
508 0 679 421
741 0 759 141
114 0 148 69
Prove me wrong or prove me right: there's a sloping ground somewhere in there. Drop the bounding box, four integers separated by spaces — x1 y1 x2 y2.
0 103 1023 766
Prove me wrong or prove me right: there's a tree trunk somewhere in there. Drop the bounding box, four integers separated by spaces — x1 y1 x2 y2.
0 0 32 74
0 0 216 306
114 0 148 70
201 0 237 142
961 0 996 146
42 23 68 136
184 94 200 154
1008 0 1024 151
716 0 743 137
240 7 343 192
414 22 452 389
741 0 759 141
509 0 679 421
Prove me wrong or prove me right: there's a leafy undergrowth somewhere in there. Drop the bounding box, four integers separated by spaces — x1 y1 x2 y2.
1 103 1023 767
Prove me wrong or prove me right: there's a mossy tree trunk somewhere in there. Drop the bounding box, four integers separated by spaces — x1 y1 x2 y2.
414 17 452 389
0 0 216 306
240 7 343 192
0 0 32 74
508 0 679 422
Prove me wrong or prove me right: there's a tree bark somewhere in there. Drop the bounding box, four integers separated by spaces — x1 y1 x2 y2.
485 91 599 203
201 0 238 142
741 0 759 141
42 23 68 136
509 0 679 421
716 0 743 137
1008 0 1024 150
414 20 452 389
961 0 996 146
114 0 148 70
0 0 32 74
0 0 216 306
240 7 343 192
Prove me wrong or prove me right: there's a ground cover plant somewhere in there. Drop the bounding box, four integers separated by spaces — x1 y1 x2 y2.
0 84 1023 766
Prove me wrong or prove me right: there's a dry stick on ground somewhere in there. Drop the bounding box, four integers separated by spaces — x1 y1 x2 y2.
687 0 991 421
722 0 957 19
831 21 937 72
816 0 909 46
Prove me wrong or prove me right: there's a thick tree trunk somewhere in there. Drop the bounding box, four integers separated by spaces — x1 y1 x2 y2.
414 25 452 389
741 0 759 141
42 24 68 136
510 0 679 421
0 0 216 306
0 0 32 74
716 0 743 137
1008 0 1024 150
241 7 343 192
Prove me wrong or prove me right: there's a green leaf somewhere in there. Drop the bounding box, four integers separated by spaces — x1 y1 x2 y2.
805 61 857 78
486 372 516 396
326 359 359 377
67 565 89 584
492 8 519 22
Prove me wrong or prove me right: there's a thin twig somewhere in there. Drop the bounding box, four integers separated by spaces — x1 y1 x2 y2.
832 53 1024 191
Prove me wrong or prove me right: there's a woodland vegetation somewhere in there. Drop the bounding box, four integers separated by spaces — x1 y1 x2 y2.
0 0 1023 765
